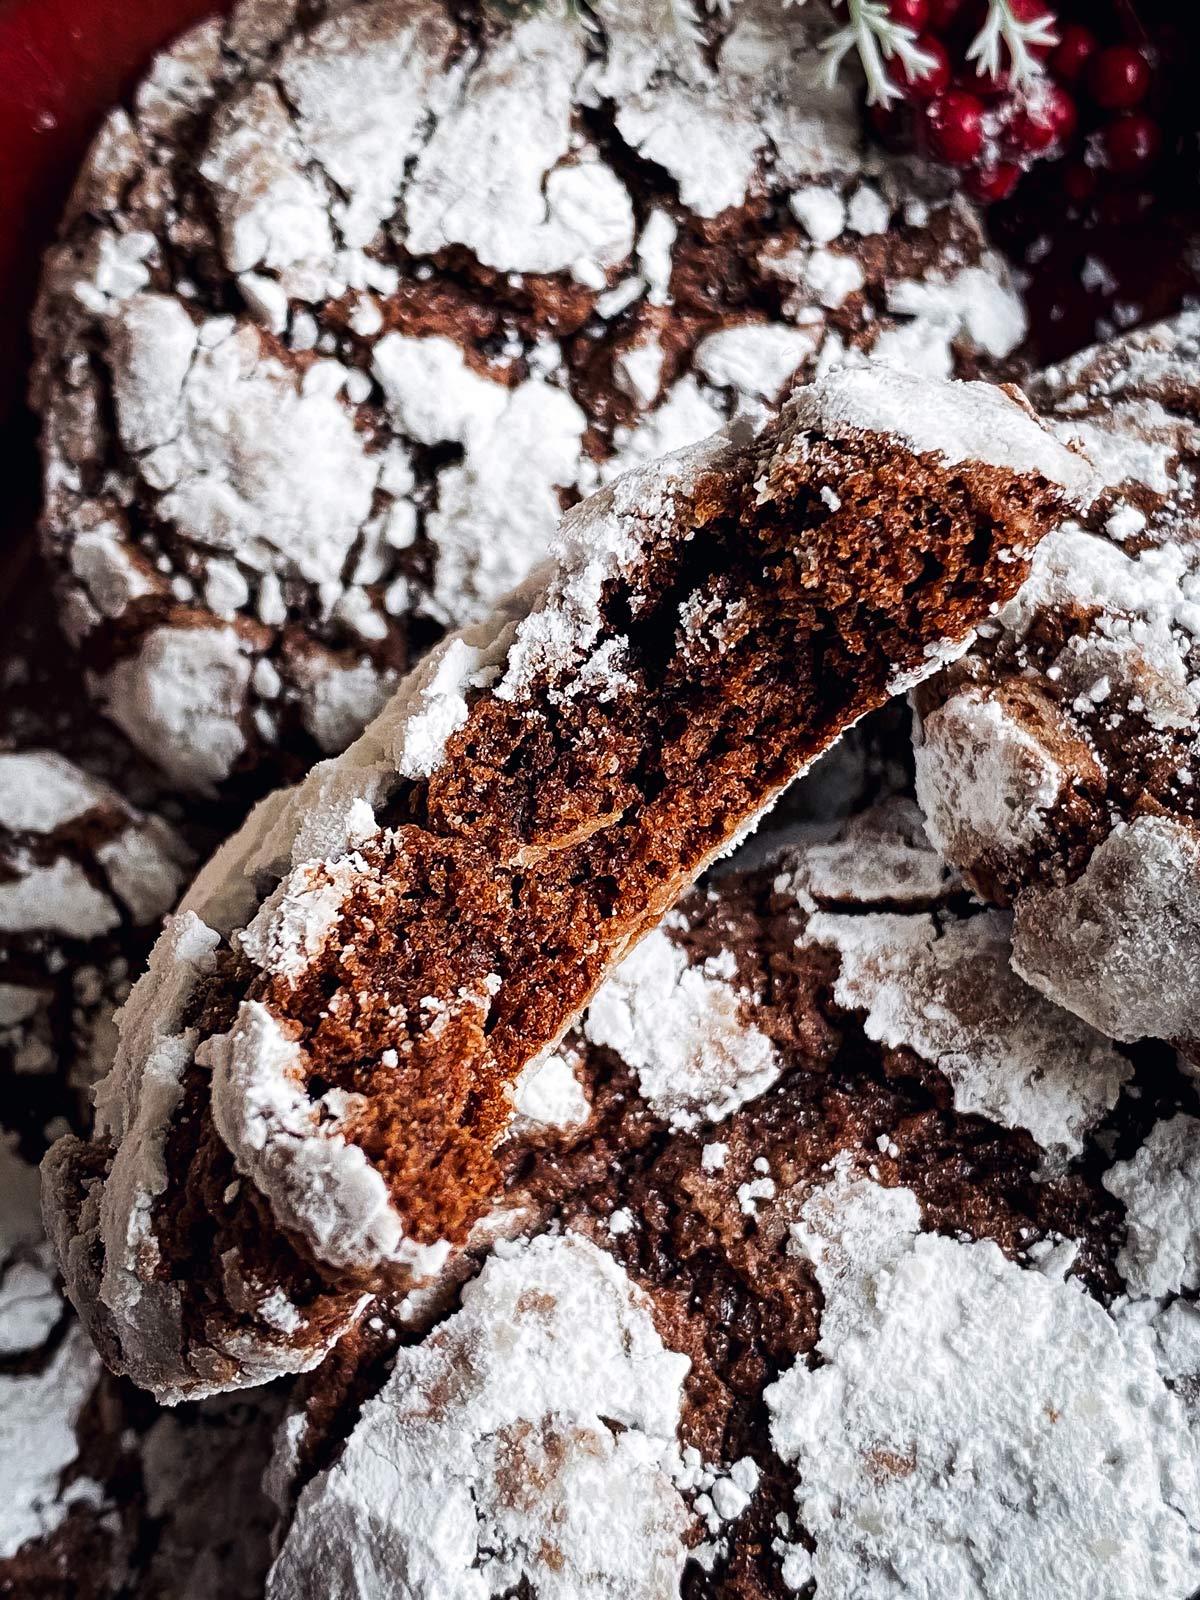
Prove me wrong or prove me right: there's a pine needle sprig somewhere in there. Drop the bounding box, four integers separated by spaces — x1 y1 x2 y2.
965 1 1059 89
817 0 940 106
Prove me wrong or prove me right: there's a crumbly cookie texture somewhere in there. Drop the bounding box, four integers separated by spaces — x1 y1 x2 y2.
263 801 1200 1600
33 0 1028 796
41 365 1081 1402
913 311 1200 1050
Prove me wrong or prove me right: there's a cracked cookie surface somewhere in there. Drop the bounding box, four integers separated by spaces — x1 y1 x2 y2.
33 0 1028 797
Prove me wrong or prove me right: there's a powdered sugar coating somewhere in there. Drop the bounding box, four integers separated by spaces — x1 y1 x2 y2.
267 1233 692 1600
591 797 1127 1167
913 311 1200 1048
806 907 1130 1160
255 782 1200 1593
1104 1114 1200 1299
772 795 959 907
0 645 195 1129
203 1000 447 1279
0 1327 105 1562
585 916 781 1129
914 689 1065 862
35 0 1027 795
1011 815 1200 1045
785 366 1088 494
766 1161 1200 1598
0 1133 109 1568
0 1134 62 1360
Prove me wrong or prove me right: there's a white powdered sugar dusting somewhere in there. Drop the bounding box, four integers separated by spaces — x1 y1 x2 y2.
0 1139 107 1560
0 856 119 940
1011 816 1200 1044
585 919 780 1129
806 907 1131 1159
406 15 634 277
88 912 221 1384
766 1161 1200 1598
0 1134 62 1360
98 623 252 792
911 312 1200 1050
784 366 1091 495
0 751 110 834
372 338 590 625
510 1050 591 1133
202 1000 425 1276
775 799 958 909
267 1233 692 1599
238 856 360 981
694 323 820 401
1105 1115 1200 1300
914 689 1065 862
0 1326 104 1561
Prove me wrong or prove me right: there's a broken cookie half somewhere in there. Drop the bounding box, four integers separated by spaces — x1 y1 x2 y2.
43 365 1087 1400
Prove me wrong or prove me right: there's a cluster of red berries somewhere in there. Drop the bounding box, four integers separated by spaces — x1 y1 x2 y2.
870 0 1166 208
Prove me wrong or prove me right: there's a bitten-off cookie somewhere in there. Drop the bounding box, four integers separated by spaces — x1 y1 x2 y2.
913 311 1200 1051
261 802 1200 1600
32 0 1027 796
42 366 1085 1402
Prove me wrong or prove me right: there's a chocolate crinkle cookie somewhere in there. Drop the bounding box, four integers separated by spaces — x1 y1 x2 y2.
32 0 1028 798
257 800 1200 1600
0 1124 282 1600
0 605 280 1596
0 595 203 1155
913 310 1200 1054
40 364 1082 1403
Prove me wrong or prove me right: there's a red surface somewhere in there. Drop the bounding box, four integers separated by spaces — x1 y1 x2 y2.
0 0 232 413
0 0 230 584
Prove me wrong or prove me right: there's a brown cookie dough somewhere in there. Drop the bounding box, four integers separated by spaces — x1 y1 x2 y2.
913 311 1200 1051
32 0 1028 797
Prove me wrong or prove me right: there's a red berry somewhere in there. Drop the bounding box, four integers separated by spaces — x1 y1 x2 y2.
1087 45 1151 111
968 63 1010 101
1061 158 1098 204
1009 84 1077 155
890 34 951 100
1050 24 1098 86
1100 111 1162 176
926 89 985 166
927 0 968 26
1096 186 1155 228
887 0 929 29
965 161 1022 203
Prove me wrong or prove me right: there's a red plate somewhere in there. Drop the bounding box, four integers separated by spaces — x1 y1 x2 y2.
0 0 231 574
